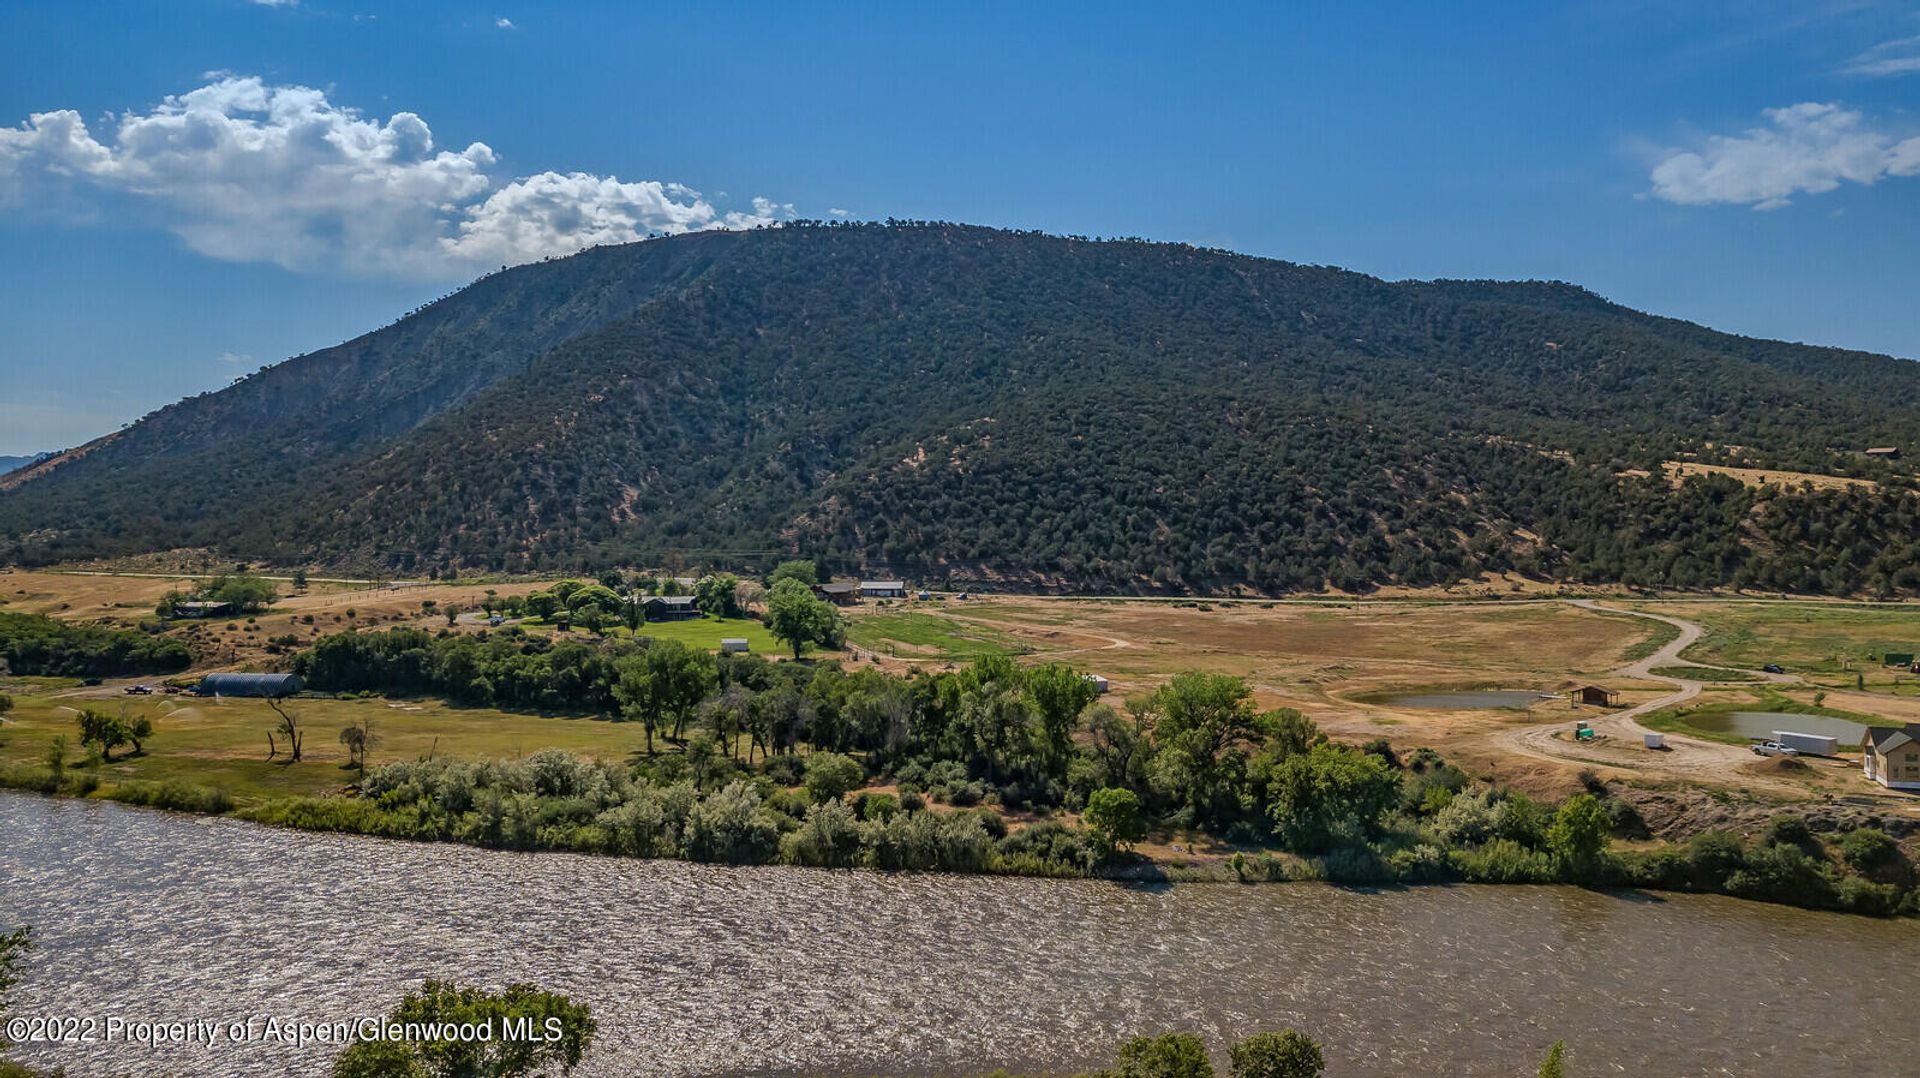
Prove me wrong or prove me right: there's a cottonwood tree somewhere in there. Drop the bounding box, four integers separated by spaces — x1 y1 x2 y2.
339 718 379 771
75 707 150 761
1229 1030 1325 1078
765 579 839 659
329 980 595 1078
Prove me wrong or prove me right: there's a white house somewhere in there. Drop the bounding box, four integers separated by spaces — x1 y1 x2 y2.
860 580 906 598
720 638 750 654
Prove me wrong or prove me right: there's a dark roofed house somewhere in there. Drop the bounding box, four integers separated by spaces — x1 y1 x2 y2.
1570 685 1618 707
1863 723 1920 790
814 582 859 605
196 672 303 698
642 595 701 621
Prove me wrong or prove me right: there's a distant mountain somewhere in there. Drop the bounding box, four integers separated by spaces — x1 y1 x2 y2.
5 222 1919 595
0 454 48 477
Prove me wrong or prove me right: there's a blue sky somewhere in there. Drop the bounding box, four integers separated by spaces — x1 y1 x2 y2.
4 1 1920 454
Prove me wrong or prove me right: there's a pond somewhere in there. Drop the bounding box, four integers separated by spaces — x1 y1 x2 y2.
1689 710 1870 744
3 791 1918 1076
1382 690 1557 710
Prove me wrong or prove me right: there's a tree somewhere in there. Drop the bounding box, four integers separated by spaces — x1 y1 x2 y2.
767 560 818 588
0 691 13 719
613 641 716 751
292 567 308 590
765 578 839 659
443 603 461 627
1266 744 1399 853
76 707 137 761
1229 1030 1324 1078
203 572 279 612
1114 1032 1214 1078
1025 662 1098 777
1537 1040 1566 1078
1084 787 1146 853
267 699 304 762
620 595 646 633
694 573 743 617
1149 673 1267 821
329 980 595 1078
1547 794 1612 881
0 924 30 1041
340 718 379 771
803 752 864 803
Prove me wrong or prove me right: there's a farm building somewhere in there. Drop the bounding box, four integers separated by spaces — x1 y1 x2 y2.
1863 724 1920 790
1883 652 1914 667
642 595 701 621
1865 447 1901 459
1084 674 1110 694
171 600 234 619
813 582 860 605
720 638 750 654
195 672 303 698
861 580 906 598
1570 685 1618 707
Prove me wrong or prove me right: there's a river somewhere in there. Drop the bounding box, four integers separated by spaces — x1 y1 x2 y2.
2 791 1916 1076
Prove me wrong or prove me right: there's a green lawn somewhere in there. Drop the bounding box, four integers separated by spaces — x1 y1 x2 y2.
525 614 791 655
0 690 656 804
845 611 1026 660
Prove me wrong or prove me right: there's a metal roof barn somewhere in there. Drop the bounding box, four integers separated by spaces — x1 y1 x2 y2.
196 672 304 698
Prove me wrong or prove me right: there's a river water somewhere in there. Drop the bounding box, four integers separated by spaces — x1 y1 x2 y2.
2 791 1916 1077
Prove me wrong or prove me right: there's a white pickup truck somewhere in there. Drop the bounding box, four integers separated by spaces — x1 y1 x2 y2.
1751 740 1800 758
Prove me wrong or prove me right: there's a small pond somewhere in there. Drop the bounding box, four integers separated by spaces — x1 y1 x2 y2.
1689 710 1869 744
1384 690 1557 710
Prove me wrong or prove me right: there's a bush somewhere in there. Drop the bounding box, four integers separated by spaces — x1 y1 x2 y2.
855 792 900 822
683 781 781 864
762 753 807 786
781 799 865 868
1229 1030 1324 1078
1686 830 1748 890
1454 839 1553 884
803 752 865 804
1838 828 1911 886
1084 787 1146 852
112 779 233 815
1114 1032 1213 1078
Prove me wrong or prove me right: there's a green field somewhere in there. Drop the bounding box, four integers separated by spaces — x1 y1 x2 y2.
1651 602 1920 691
0 689 654 804
526 615 790 654
845 611 1027 660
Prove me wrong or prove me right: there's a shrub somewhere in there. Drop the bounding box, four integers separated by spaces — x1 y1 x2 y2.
1229 1030 1325 1078
803 752 864 804
1431 789 1496 845
1084 787 1146 852
855 792 900 822
1838 828 1911 886
1113 1032 1213 1078
112 779 233 815
1454 839 1553 884
682 781 780 864
761 754 806 786
781 799 865 868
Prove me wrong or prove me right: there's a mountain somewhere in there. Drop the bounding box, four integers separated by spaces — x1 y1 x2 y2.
5 221 1920 595
0 456 41 476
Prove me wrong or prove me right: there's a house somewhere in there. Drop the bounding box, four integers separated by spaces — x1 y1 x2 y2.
916 590 932 601
642 595 701 621
720 638 750 654
172 600 234 619
1883 652 1915 668
813 582 860 605
195 672 303 698
1863 724 1920 790
1570 685 1618 707
1084 674 1110 694
861 580 906 598
1865 447 1901 459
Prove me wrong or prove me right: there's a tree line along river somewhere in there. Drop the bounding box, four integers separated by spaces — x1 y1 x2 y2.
2 790 1916 1076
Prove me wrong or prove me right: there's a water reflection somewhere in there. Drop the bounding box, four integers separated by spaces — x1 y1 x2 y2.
2 792 1915 1076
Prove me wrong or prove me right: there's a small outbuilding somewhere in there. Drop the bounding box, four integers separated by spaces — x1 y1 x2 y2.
171 600 234 619
720 638 750 654
642 595 701 621
1883 652 1914 668
1865 447 1901 459
860 580 906 599
1084 674 1110 694
195 672 303 698
1570 685 1618 707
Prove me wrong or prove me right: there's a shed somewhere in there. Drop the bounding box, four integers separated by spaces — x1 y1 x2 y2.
720 638 750 654
1570 685 1618 707
1643 732 1666 750
1084 674 1110 694
196 672 303 698
1865 447 1901 459
860 580 906 598
1884 652 1915 667
172 600 234 619
642 595 701 621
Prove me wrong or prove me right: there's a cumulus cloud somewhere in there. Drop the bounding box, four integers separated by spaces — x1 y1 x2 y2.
1841 34 1920 77
0 76 793 278
1648 102 1920 210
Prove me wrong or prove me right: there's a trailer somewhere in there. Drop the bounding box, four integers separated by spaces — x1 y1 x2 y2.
1772 730 1838 757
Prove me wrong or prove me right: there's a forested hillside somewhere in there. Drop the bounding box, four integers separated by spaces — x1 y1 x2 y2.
4 222 1919 595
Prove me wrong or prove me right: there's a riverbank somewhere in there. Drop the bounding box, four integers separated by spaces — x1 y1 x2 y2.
5 789 1917 1078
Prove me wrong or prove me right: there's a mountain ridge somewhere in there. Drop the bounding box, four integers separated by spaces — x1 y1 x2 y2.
4 221 1918 595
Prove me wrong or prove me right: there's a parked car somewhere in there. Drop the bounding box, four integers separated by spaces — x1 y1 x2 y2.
123 684 153 695
1762 664 1785 674
1752 740 1799 757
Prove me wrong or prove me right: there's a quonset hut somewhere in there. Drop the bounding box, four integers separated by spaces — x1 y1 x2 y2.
195 672 303 698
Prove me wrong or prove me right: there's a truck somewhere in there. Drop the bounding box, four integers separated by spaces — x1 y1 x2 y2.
1771 730 1838 757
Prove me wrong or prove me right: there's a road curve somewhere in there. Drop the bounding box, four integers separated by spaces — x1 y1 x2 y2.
1499 601 1789 775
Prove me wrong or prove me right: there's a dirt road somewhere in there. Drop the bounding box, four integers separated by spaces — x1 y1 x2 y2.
1499 601 1796 782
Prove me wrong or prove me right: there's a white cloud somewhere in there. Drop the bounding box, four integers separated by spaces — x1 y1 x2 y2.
248 0 298 7
0 76 794 278
495 17 516 29
1841 34 1920 77
216 351 253 365
1648 102 1920 210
